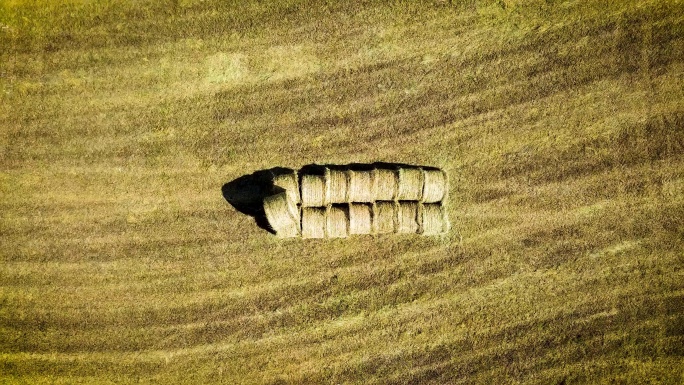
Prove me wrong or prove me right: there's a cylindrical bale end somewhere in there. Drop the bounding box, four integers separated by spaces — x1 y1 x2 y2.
326 168 349 204
420 203 448 235
348 170 375 202
373 168 398 201
300 174 326 207
327 205 349 238
373 201 397 234
349 203 373 235
272 170 300 204
301 207 326 239
397 167 424 201
263 192 300 238
397 201 419 234
422 168 446 203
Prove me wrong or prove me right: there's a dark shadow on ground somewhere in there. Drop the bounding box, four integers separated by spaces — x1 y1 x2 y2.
222 162 441 234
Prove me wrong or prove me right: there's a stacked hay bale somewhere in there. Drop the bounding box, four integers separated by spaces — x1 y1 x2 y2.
263 164 448 238
263 192 300 238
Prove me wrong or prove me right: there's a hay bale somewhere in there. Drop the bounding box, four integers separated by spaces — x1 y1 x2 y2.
301 207 326 238
420 203 447 235
326 168 349 204
300 174 326 207
349 203 373 235
422 168 446 203
327 205 349 238
373 201 396 234
272 170 300 204
373 168 398 201
397 201 419 234
397 167 424 201
348 170 375 202
263 192 300 238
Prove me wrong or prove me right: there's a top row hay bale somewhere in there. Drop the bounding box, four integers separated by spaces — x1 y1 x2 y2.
301 174 326 207
263 192 300 238
397 167 424 201
272 170 300 204
373 168 398 201
326 168 349 203
348 170 375 202
421 168 446 203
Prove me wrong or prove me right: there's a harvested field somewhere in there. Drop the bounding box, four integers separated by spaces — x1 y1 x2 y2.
2 0 683 383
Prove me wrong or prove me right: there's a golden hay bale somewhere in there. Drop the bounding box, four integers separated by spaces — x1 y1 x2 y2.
373 168 398 201
300 174 326 207
421 169 446 203
420 203 447 235
326 168 349 204
272 170 300 204
326 205 349 238
397 201 419 234
397 167 424 201
263 192 300 238
347 170 375 202
349 203 373 235
373 201 396 234
301 207 326 239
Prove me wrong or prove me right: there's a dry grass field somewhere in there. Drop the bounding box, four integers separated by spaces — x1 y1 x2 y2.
1 0 684 383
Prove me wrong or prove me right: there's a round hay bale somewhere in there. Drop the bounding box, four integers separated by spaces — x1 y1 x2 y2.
373 201 396 234
373 168 398 201
326 168 349 204
300 174 326 207
301 207 326 239
421 169 446 203
326 205 349 238
348 170 375 202
272 170 300 204
349 203 373 235
397 201 419 234
397 167 424 201
263 192 300 238
420 203 447 235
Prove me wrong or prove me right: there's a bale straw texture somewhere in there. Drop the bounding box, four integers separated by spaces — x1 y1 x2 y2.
348 170 375 202
273 171 300 204
349 203 373 235
263 192 299 238
373 201 396 234
301 207 326 238
397 167 424 201
422 169 446 203
301 174 326 207
326 168 349 204
397 201 419 234
327 205 349 238
420 203 447 235
373 168 398 201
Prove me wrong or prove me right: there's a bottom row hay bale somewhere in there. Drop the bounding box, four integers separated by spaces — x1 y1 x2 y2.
397 201 419 234
373 201 396 234
263 192 300 238
327 205 349 238
421 203 448 235
302 207 326 238
349 203 372 235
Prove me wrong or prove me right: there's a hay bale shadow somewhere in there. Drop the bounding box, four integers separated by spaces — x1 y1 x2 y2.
221 167 294 234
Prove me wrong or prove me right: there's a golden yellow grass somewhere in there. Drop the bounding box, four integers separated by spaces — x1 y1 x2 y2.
1 0 684 384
